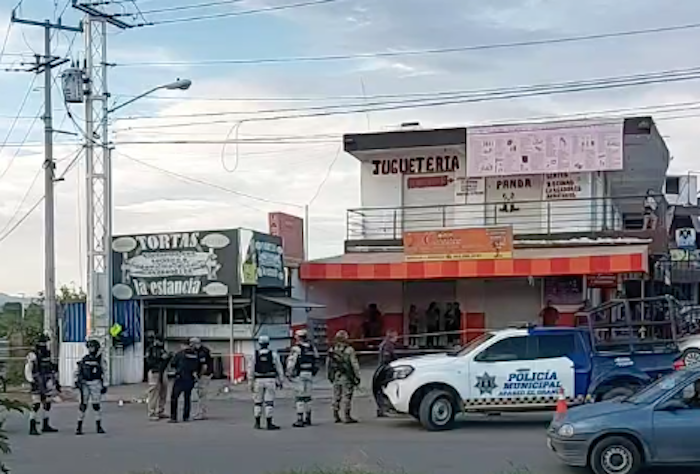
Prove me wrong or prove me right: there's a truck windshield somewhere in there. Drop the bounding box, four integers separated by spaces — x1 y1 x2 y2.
625 371 691 405
455 333 495 356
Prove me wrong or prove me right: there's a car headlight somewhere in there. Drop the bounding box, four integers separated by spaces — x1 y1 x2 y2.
557 424 575 438
392 365 414 380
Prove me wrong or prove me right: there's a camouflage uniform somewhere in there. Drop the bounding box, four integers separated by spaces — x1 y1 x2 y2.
327 331 361 423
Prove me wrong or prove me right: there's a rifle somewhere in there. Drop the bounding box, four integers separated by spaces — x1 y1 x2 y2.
329 348 360 386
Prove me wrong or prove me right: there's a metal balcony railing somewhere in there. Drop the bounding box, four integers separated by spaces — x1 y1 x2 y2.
347 195 666 241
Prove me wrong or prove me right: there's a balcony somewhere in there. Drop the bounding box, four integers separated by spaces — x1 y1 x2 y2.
346 195 669 252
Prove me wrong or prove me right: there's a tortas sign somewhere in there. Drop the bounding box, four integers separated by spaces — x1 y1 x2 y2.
112 229 241 299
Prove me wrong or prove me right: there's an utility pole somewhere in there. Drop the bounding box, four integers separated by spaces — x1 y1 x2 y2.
10 13 82 358
72 1 132 385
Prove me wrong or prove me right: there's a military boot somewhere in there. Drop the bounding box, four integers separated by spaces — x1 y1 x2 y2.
42 419 58 433
266 418 280 430
304 413 312 426
254 417 261 430
29 420 40 436
75 421 83 436
96 421 105 434
292 413 305 428
333 411 342 423
344 411 358 424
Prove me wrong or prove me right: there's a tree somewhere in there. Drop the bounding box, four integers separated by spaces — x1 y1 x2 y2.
57 283 86 303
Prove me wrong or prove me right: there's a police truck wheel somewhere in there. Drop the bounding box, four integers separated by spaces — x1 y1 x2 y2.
600 386 635 401
418 390 456 431
590 436 642 474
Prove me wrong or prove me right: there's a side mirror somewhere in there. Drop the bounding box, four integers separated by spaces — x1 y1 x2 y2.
658 399 688 412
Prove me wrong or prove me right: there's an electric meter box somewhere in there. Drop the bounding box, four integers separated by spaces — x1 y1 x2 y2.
62 68 84 103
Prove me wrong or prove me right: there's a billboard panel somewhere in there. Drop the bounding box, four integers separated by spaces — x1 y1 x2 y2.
404 227 513 261
467 119 624 177
112 229 241 299
268 212 304 266
239 230 285 288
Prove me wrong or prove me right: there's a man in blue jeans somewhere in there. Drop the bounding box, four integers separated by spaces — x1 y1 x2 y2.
169 342 200 423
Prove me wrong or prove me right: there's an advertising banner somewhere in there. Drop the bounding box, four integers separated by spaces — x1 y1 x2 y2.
586 274 619 289
112 229 240 299
467 119 624 177
404 227 513 261
268 212 304 266
239 230 285 288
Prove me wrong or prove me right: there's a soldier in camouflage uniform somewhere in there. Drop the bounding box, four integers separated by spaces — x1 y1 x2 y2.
327 330 361 424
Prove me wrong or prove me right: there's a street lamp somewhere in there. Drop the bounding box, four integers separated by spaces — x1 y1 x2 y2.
108 78 192 114
87 78 191 385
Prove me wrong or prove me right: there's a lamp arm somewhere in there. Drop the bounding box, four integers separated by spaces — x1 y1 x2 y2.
107 85 162 115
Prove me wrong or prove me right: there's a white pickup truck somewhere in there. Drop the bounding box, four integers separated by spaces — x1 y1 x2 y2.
375 326 681 431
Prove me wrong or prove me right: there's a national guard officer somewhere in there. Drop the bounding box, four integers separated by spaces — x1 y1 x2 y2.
327 330 361 424
74 338 107 435
376 329 398 417
145 336 171 421
286 329 319 427
24 334 60 435
247 335 283 430
190 337 213 421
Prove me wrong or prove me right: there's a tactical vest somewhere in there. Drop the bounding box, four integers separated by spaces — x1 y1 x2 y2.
33 354 54 376
296 343 316 373
79 354 103 381
254 349 277 378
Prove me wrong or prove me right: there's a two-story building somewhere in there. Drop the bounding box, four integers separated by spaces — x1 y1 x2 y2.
300 117 672 349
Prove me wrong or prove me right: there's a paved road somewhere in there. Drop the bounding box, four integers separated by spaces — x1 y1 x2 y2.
3 399 698 474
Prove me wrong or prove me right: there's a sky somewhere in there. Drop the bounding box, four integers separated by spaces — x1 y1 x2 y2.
0 0 700 295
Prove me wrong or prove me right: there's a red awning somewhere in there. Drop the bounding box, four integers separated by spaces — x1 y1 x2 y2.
300 246 648 281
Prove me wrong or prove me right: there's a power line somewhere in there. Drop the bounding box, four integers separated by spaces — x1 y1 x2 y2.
0 16 14 65
0 164 43 236
116 100 700 140
115 150 304 209
0 147 82 245
139 0 345 26
115 67 700 122
308 145 341 206
132 0 247 15
0 107 42 182
113 106 700 148
117 20 700 66
0 75 38 155
117 67 700 131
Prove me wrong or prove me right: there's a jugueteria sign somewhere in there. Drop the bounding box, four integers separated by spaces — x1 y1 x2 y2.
372 155 460 175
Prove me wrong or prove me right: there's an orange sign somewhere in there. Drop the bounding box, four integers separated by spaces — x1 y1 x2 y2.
404 227 513 261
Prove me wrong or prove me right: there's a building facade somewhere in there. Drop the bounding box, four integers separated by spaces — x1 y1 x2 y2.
301 117 673 348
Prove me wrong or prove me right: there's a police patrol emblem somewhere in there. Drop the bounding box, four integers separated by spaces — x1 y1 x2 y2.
475 373 497 395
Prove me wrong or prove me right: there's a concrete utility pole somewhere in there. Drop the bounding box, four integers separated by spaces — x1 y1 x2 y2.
10 13 82 357
72 0 131 385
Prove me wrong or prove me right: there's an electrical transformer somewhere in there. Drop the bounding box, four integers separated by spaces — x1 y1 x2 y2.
61 67 84 103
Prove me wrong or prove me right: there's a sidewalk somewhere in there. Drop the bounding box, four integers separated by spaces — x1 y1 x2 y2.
97 366 376 404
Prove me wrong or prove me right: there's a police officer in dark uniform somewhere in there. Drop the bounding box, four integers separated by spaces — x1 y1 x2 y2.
169 342 200 423
74 338 107 435
24 334 60 435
